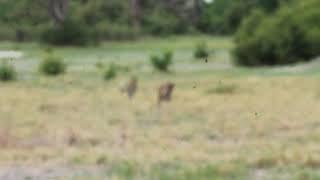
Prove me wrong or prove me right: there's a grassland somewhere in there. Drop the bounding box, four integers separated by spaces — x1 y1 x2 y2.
1 36 320 179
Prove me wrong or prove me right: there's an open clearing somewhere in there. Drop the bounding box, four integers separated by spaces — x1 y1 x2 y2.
1 36 320 179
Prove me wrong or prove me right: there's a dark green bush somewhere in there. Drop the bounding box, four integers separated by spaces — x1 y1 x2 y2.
39 54 66 76
234 1 320 66
306 28 320 56
194 42 209 59
41 19 91 46
233 10 268 66
104 63 117 80
150 51 173 72
0 61 16 81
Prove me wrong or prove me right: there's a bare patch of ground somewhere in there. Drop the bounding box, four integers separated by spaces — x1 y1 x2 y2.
0 165 106 180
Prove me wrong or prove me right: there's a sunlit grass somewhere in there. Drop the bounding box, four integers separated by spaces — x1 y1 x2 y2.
1 75 320 176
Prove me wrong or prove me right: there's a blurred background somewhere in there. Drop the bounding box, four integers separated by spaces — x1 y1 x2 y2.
0 0 320 179
0 0 319 65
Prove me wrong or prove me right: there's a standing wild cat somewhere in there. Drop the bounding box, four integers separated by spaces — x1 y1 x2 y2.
158 82 175 105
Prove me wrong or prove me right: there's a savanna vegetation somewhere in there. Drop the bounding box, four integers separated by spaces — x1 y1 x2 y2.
0 0 319 179
0 36 320 179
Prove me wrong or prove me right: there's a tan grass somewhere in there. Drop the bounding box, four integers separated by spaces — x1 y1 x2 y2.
0 75 319 168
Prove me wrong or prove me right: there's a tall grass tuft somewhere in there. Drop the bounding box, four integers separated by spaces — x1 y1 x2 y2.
194 42 209 59
104 63 117 80
39 53 66 76
150 50 173 72
0 60 17 82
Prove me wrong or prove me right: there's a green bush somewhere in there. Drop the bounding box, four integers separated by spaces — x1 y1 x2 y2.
41 19 91 46
194 42 209 59
150 51 173 72
0 61 16 82
104 63 117 80
39 54 66 76
306 28 320 56
233 10 268 66
234 1 320 66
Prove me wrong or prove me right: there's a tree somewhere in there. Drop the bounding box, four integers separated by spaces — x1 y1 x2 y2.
0 0 48 41
130 0 141 28
48 0 69 25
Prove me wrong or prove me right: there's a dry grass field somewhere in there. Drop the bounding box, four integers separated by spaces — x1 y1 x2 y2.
1 36 320 179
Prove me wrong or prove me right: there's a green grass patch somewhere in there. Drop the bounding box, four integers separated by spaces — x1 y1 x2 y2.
106 161 249 180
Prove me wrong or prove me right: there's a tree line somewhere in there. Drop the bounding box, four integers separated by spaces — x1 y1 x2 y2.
0 0 291 43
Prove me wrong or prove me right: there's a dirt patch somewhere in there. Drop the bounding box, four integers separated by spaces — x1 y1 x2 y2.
0 165 106 180
0 51 23 59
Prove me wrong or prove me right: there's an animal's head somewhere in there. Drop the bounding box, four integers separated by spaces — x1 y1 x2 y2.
131 76 138 83
167 82 175 91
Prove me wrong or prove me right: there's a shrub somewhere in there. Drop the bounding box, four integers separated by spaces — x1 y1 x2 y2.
233 10 268 66
41 19 91 46
0 61 16 82
306 28 320 57
39 53 66 76
234 1 320 66
150 51 173 72
194 42 209 59
104 63 117 80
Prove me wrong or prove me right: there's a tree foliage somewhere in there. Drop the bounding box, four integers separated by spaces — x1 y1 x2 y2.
234 0 320 66
0 0 315 46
